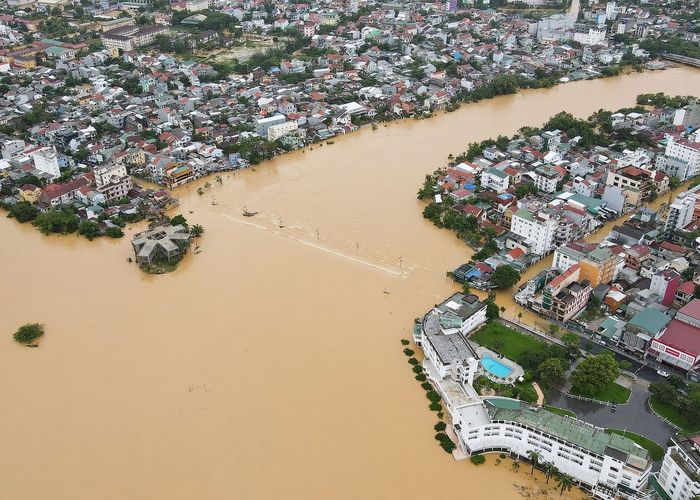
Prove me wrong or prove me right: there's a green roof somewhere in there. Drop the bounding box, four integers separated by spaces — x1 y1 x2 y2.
514 208 534 221
485 398 521 410
40 38 63 46
599 317 622 339
587 247 612 264
45 46 69 54
487 167 509 179
439 313 463 329
487 405 650 463
628 309 671 335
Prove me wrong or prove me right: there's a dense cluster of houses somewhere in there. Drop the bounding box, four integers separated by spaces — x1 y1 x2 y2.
444 100 700 290
0 0 697 235
467 106 700 380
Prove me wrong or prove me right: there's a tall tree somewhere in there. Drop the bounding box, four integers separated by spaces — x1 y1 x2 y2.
527 450 542 475
556 474 575 497
570 353 619 397
544 462 559 485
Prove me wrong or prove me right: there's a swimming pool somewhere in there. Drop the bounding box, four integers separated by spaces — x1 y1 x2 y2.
480 356 513 379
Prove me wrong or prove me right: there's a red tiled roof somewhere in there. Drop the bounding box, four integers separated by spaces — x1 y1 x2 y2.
678 299 700 321
660 241 687 254
508 248 524 259
657 319 700 358
548 263 580 288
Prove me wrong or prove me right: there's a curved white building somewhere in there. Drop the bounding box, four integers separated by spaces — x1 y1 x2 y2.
453 398 651 498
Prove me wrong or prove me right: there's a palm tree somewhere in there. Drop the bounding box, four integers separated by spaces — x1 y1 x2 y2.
511 460 520 473
527 450 542 475
555 473 574 496
544 462 559 485
190 224 205 238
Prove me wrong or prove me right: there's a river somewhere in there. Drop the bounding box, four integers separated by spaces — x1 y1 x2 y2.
1 67 699 500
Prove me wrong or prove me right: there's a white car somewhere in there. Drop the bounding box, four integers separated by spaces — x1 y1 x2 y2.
657 370 669 378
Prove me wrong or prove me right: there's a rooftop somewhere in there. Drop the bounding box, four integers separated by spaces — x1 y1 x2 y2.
628 309 671 335
486 403 651 467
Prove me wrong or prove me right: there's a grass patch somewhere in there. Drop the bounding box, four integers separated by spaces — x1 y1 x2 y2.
570 382 630 404
650 397 700 433
544 405 576 418
604 429 665 461
470 322 545 361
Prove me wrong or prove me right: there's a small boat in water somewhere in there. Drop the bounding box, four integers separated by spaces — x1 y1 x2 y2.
242 206 258 217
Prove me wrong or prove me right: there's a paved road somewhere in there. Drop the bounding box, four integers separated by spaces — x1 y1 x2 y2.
546 384 676 452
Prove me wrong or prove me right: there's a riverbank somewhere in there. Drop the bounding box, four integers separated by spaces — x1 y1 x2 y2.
1 68 698 500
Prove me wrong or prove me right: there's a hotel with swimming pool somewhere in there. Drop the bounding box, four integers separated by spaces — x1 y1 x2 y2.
416 293 651 499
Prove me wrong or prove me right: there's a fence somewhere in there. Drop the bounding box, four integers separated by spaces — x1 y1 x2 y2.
645 397 681 431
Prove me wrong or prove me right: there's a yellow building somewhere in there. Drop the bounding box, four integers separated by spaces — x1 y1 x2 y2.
578 247 618 287
18 184 41 204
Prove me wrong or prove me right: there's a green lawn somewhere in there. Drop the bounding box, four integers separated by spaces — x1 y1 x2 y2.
570 382 631 404
470 322 545 361
604 429 665 461
650 397 700 433
544 406 576 418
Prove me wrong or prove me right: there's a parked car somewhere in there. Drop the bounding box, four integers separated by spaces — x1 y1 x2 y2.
657 370 669 378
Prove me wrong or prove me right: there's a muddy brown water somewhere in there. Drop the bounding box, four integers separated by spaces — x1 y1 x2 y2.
2 67 699 499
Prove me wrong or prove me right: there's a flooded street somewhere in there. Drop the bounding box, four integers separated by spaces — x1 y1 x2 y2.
1 67 699 500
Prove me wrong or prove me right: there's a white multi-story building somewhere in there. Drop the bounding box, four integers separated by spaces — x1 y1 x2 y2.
254 114 286 138
664 188 699 238
656 433 700 500
101 25 167 52
453 400 652 496
417 293 487 378
31 146 60 179
480 167 510 193
510 208 556 256
573 24 608 46
2 139 25 160
665 137 700 180
267 121 298 141
94 163 133 202
532 166 560 193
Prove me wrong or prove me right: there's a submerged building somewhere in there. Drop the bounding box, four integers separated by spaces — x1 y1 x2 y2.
131 224 191 265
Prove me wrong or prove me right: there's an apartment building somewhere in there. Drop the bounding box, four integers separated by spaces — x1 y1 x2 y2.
605 166 653 208
101 25 167 52
656 433 700 500
94 163 133 202
665 136 700 180
510 208 556 256
665 188 699 239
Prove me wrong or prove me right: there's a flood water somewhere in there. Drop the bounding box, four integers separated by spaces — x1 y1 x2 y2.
1 67 699 500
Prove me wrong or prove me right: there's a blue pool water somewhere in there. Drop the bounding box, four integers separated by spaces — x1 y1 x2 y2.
481 356 513 379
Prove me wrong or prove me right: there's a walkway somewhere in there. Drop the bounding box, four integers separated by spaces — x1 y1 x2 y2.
532 382 544 407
